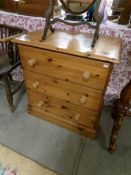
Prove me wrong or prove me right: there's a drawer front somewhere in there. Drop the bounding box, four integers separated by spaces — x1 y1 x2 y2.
29 105 96 139
19 45 111 90
24 70 102 111
28 90 97 129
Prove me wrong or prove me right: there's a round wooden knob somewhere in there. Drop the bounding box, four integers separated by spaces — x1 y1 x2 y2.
32 81 39 89
82 71 91 81
37 100 43 108
28 58 37 67
74 113 80 121
79 95 87 105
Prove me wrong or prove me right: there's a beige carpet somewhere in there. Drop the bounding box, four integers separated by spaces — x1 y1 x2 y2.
0 144 58 175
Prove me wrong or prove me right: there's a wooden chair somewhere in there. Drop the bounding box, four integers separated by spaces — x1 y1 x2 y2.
108 80 131 153
111 0 131 25
0 24 26 112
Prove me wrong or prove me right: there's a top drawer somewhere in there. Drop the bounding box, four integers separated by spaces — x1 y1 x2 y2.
19 45 111 90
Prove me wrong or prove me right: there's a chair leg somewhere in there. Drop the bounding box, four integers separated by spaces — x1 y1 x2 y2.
108 100 125 153
3 74 14 112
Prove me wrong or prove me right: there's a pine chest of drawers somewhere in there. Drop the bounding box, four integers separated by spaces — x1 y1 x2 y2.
12 30 121 139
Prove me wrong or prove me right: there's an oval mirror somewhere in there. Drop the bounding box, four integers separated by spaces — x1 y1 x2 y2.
60 0 97 15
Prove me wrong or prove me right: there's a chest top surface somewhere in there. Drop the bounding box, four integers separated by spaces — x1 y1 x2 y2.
12 30 121 63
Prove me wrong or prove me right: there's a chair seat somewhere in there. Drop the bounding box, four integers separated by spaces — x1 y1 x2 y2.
0 50 12 75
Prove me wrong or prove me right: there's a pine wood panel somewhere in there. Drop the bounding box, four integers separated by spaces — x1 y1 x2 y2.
2 0 49 17
19 45 111 90
13 30 121 63
29 105 97 139
24 70 102 111
28 89 98 129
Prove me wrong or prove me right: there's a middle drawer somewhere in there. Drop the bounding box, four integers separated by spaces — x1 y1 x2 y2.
24 70 102 111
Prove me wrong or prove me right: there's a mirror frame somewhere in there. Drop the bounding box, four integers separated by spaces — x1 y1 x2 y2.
60 0 97 15
42 0 106 47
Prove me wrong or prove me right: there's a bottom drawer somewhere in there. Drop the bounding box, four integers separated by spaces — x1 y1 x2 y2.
28 90 98 138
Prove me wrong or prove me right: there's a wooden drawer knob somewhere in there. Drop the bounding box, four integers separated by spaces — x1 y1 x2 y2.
28 58 37 67
37 100 43 108
82 71 91 81
32 81 39 89
79 95 87 105
74 113 80 121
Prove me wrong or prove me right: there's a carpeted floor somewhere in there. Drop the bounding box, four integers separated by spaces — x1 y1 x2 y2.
0 144 58 175
0 88 131 175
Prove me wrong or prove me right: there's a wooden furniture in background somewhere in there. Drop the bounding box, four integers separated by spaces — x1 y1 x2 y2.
66 0 94 5
108 80 131 153
0 0 16 12
0 0 49 17
12 30 121 138
111 0 131 25
0 24 26 112
0 0 5 9
17 0 49 17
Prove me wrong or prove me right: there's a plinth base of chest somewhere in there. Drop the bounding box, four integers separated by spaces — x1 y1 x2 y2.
28 105 97 139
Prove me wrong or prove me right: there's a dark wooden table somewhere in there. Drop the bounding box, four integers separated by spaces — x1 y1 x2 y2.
108 80 131 153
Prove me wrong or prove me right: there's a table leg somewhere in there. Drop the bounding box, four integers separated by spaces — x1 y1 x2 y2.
108 100 125 153
108 80 131 153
